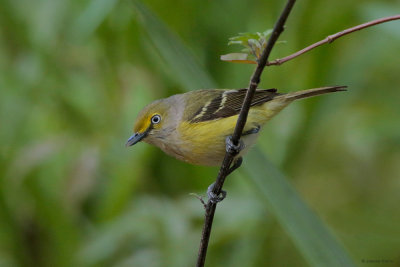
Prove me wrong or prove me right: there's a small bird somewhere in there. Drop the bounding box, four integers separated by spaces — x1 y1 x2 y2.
126 86 346 166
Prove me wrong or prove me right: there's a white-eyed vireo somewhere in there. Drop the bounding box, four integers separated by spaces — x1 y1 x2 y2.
126 86 346 166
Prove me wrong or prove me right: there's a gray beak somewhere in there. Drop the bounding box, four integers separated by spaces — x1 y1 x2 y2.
125 132 146 147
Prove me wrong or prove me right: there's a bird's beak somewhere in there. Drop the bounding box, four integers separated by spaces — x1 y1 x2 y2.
125 132 146 147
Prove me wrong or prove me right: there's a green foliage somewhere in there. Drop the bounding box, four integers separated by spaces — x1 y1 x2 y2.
221 30 285 64
0 0 399 266
229 31 272 58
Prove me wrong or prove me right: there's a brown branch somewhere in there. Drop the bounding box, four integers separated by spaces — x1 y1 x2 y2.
268 14 400 66
195 1 297 266
195 10 400 267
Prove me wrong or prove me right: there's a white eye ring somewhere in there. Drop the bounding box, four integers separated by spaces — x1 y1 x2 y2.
151 114 161 124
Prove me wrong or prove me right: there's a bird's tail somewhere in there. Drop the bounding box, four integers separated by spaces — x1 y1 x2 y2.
259 86 347 122
278 85 347 101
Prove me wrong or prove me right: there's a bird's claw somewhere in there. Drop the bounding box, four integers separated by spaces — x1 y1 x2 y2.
226 136 244 155
207 182 227 203
207 138 243 204
227 157 243 175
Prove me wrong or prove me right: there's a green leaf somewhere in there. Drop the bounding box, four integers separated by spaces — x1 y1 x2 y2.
70 0 119 40
241 149 355 267
228 30 273 46
220 53 257 64
226 29 286 62
132 0 215 90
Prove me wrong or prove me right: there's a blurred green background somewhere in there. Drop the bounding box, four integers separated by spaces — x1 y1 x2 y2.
1 0 399 266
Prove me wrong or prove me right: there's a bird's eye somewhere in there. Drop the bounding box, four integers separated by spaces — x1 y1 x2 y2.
151 114 161 124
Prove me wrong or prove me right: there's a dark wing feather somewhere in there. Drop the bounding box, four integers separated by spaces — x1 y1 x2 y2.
190 88 280 123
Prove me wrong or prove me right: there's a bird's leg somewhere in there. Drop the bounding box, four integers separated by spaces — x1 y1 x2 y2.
225 136 244 155
227 157 243 175
242 125 260 136
207 183 227 203
207 136 245 203
207 157 242 203
224 125 258 173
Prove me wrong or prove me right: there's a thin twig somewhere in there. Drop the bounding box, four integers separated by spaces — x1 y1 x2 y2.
267 14 400 66
195 1 297 266
190 193 207 209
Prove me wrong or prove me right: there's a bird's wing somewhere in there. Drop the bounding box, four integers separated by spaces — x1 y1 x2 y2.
188 89 280 123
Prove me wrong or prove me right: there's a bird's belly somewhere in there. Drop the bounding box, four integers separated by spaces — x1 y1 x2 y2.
177 132 259 166
177 118 261 166
238 132 259 157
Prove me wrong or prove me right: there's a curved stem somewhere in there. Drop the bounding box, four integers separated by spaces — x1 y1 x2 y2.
268 14 400 66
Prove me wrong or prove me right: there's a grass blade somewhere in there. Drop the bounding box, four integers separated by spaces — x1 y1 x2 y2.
132 0 216 90
242 149 355 266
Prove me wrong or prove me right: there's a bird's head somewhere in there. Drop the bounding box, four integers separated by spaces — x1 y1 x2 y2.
126 99 172 147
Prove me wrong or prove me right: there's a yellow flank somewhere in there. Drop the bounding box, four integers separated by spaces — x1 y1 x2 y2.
178 103 286 166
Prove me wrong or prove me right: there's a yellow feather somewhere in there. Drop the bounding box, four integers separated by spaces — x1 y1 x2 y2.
178 100 288 166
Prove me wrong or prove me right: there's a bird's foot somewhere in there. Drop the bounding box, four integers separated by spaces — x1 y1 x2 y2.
242 125 260 136
227 157 243 175
207 182 227 203
226 136 244 155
